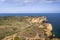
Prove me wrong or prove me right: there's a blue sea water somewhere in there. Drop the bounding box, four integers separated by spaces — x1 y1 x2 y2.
0 13 60 37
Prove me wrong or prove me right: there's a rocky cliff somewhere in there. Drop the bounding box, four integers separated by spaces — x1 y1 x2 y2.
0 16 53 40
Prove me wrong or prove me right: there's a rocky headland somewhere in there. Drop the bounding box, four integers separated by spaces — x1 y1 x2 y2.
0 16 59 40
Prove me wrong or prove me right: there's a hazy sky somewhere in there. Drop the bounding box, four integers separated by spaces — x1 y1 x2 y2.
0 0 60 13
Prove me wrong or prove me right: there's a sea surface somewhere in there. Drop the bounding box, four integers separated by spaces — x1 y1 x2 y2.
0 13 60 37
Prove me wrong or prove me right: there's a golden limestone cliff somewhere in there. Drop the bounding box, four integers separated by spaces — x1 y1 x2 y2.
1 16 52 40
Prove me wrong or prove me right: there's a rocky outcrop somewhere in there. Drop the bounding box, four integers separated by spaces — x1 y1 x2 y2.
43 23 52 37
27 16 47 24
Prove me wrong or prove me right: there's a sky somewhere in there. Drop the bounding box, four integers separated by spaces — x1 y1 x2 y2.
0 0 60 13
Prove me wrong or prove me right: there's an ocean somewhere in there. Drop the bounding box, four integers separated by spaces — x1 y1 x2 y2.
0 13 60 37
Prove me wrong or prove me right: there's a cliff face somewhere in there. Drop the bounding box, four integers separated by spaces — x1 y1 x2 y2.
1 16 52 40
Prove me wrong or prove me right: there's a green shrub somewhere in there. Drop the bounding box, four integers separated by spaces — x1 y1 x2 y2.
14 37 20 40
